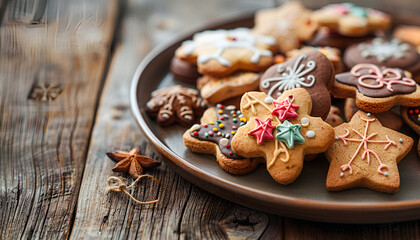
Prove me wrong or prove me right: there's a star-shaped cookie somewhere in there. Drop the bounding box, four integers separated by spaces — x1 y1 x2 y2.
325 111 413 193
231 88 335 185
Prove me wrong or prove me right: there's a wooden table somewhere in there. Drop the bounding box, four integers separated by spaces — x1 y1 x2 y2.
1 0 420 239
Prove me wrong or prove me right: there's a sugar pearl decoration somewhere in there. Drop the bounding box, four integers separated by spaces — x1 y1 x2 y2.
190 124 201 131
220 138 229 146
300 117 310 127
399 138 403 143
226 105 236 110
306 130 315 138
264 96 274 104
384 172 388 177
367 113 372 117
340 172 344 178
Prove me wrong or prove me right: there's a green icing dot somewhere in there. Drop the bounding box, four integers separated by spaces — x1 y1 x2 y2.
204 132 209 138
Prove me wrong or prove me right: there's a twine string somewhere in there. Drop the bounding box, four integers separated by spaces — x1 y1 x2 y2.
107 175 159 204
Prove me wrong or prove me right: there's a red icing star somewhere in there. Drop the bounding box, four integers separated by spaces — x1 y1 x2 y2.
248 118 276 144
271 95 299 121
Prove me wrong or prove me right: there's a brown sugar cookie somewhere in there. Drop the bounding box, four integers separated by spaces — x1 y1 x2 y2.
325 111 413 193
400 106 420 136
325 106 344 127
197 72 260 106
175 28 275 77
307 27 374 51
286 46 344 73
312 3 391 37
231 89 335 184
344 38 420 81
260 50 335 118
253 1 318 53
393 25 420 52
170 57 200 84
345 98 403 131
334 63 420 113
145 85 206 126
183 104 261 174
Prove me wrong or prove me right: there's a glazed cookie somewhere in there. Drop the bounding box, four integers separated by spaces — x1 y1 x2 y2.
345 98 403 131
197 72 260 106
312 3 391 37
287 46 344 73
344 38 420 80
170 57 201 84
325 111 413 193
400 106 420 135
334 63 420 113
183 104 261 174
325 106 344 127
175 28 275 77
260 50 335 118
145 85 206 126
231 89 335 184
307 27 374 51
393 25 420 52
253 1 318 53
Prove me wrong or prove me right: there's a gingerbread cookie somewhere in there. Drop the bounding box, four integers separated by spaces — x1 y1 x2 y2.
334 63 420 113
345 98 403 131
312 3 391 37
260 50 335 118
230 89 335 184
325 106 344 127
145 85 206 126
197 72 260 106
393 25 420 52
183 104 260 174
344 38 420 80
307 27 374 51
325 111 413 193
401 106 420 136
286 46 344 73
253 1 318 53
170 57 201 84
175 28 275 77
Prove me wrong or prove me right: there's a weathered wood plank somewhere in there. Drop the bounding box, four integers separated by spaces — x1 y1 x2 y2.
284 218 420 240
0 0 119 239
71 0 281 239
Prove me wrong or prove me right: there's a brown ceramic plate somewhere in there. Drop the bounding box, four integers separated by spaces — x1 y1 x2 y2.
130 12 420 223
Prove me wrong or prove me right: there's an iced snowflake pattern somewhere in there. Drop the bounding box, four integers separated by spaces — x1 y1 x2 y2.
358 38 411 62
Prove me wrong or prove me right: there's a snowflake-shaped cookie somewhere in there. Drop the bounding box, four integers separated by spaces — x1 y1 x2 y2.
175 28 275 77
325 111 413 193
231 88 335 185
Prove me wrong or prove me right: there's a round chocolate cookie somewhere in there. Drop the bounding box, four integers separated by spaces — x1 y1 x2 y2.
170 57 200 84
344 38 420 81
307 27 374 51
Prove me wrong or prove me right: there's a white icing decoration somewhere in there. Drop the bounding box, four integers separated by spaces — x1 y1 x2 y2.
399 138 403 143
161 113 170 119
225 134 230 139
225 105 236 110
190 124 201 131
264 96 274 104
146 101 155 109
358 38 411 62
181 28 275 66
183 115 192 120
300 117 310 127
306 130 315 138
261 54 316 98
366 113 372 117
220 138 229 146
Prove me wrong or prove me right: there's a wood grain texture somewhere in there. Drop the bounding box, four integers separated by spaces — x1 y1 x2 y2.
71 0 282 239
0 0 119 239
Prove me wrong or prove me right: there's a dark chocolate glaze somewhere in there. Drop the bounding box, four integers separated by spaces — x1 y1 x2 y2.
336 66 416 98
191 105 246 159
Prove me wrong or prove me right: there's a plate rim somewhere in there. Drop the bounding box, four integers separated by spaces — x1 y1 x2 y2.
130 11 420 223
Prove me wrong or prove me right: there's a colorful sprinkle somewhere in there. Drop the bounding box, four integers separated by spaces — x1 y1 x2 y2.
409 110 414 114
229 152 233 156
232 114 236 117
204 132 209 137
193 131 198 136
213 128 218 132
231 131 236 135
226 144 230 148
218 110 223 114
203 124 208 128
209 121 214 125
219 124 224 128
232 118 238 123
217 132 222 136
240 117 247 122
208 131 214 136
232 126 237 130
220 116 225 120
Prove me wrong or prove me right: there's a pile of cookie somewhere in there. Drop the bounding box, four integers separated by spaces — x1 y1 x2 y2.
145 2 420 194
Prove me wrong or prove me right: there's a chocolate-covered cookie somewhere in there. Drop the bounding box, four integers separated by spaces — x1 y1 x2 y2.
334 63 420 113
145 85 206 126
170 57 201 84
401 106 420 136
344 38 420 81
259 50 335 118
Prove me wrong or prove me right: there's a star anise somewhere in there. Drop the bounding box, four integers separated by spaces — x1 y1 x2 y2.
107 148 160 178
